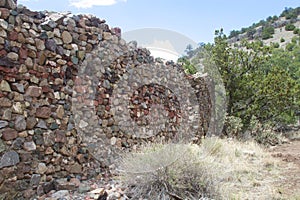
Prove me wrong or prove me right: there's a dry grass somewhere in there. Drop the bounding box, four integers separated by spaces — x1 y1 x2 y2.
118 137 286 199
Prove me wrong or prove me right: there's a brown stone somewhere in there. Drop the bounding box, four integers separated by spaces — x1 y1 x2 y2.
1 128 18 141
26 116 37 129
0 80 11 92
0 8 10 20
62 31 72 44
38 52 47 65
19 46 28 59
0 97 12 107
9 31 18 41
65 163 82 174
25 86 42 97
55 130 66 143
56 105 64 119
36 107 51 119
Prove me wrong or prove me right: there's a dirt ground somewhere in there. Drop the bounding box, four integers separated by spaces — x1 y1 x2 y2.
270 139 300 199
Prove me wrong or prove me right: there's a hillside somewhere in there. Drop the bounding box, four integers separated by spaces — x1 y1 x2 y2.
228 7 300 47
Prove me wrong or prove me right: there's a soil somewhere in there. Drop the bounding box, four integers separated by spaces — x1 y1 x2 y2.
270 139 300 199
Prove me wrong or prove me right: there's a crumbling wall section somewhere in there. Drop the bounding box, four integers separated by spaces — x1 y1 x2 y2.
0 0 212 198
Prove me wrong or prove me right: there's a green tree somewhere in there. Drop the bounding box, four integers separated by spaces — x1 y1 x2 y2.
206 30 299 131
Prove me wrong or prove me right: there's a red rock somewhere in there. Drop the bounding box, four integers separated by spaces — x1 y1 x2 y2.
1 128 18 141
9 31 18 41
55 130 66 143
74 86 87 93
42 86 53 93
36 107 52 119
65 163 82 174
0 49 7 57
25 86 42 97
19 46 28 59
0 8 10 19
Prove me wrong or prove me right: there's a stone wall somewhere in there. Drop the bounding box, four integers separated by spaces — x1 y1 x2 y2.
0 0 212 198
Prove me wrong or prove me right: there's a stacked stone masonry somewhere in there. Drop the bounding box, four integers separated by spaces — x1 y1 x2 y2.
0 0 212 198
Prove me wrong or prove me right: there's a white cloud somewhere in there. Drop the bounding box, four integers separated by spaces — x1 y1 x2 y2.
69 0 126 8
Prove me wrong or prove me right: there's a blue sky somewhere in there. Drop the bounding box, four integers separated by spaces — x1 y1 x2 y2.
19 0 300 43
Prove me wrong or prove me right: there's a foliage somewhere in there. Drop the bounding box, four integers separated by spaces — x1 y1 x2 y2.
280 7 300 19
261 25 275 40
294 28 300 35
177 57 197 74
285 23 296 31
228 7 299 40
181 30 300 136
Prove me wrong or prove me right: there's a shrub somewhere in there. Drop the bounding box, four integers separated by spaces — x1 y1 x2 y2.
293 28 300 34
280 37 285 43
272 42 280 48
285 23 296 31
119 138 281 199
119 143 219 199
261 26 275 40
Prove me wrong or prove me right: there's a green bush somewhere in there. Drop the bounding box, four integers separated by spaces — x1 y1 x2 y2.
293 28 300 34
272 42 280 48
261 26 274 40
280 37 285 43
285 23 296 31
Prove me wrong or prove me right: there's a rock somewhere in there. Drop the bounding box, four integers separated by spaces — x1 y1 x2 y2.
12 102 24 114
15 115 26 131
0 29 7 37
1 128 18 141
77 50 85 60
56 178 80 190
50 190 71 200
11 83 24 93
56 105 64 119
25 86 42 97
36 162 47 174
79 120 88 128
0 151 20 169
25 57 33 68
110 137 117 145
6 0 17 10
0 120 8 129
12 137 24 150
0 80 11 92
2 109 12 120
0 1 6 8
25 117 37 129
7 52 18 61
45 38 57 52
36 107 51 118
65 163 82 174
23 141 36 151
35 38 45 50
0 19 8 30
30 174 41 187
0 139 5 153
0 97 12 107
62 31 72 44
43 180 56 194
49 122 59 130
36 119 48 129
78 184 91 193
